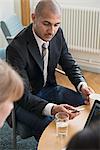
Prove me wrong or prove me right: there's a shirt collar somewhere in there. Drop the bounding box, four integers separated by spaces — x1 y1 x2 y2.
32 28 49 53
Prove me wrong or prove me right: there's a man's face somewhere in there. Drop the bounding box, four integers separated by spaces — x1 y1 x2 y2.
32 10 61 41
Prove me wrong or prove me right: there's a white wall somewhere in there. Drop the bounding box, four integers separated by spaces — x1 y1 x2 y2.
14 0 21 21
0 0 15 21
0 0 21 21
57 0 100 8
0 0 21 47
32 0 100 9
0 0 15 47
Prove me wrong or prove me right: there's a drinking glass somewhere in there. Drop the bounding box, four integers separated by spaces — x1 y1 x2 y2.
55 112 69 136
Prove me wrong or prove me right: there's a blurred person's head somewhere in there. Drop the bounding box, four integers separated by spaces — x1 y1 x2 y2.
0 59 24 128
66 121 100 150
32 0 61 42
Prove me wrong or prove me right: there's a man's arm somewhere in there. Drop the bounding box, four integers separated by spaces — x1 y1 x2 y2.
59 38 86 88
58 28 94 101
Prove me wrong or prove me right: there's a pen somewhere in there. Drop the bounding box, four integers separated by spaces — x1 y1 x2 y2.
71 107 85 113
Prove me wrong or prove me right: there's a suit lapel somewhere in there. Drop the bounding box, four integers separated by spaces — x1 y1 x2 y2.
48 40 57 69
26 25 43 72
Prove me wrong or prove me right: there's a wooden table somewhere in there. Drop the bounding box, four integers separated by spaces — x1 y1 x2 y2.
38 101 94 150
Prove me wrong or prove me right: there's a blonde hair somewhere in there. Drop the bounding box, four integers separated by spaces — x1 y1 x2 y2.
0 59 24 103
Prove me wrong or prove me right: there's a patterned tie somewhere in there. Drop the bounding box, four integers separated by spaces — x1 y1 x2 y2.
42 43 48 85
42 43 47 59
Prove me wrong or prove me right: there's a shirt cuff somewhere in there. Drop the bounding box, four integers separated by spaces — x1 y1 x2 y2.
77 82 88 92
42 103 56 116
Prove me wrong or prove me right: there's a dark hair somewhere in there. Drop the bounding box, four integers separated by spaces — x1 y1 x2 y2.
66 122 100 150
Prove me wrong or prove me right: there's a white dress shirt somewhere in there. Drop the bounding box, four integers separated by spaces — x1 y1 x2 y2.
32 29 55 115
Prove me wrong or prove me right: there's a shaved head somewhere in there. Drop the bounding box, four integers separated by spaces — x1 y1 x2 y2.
35 0 61 17
32 0 61 41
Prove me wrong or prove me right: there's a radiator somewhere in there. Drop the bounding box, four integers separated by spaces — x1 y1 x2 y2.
61 7 100 54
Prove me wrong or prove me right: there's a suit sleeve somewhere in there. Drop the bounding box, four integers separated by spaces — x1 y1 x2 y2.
58 29 86 89
6 43 48 115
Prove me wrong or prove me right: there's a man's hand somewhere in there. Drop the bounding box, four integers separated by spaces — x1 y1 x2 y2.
80 84 95 104
51 104 79 119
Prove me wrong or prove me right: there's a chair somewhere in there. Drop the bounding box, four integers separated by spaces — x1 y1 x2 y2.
7 107 35 149
0 14 24 44
0 48 6 59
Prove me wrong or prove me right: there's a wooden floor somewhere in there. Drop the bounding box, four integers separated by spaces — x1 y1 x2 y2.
55 70 100 93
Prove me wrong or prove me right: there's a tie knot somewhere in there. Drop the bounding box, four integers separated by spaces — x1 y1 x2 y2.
42 43 48 49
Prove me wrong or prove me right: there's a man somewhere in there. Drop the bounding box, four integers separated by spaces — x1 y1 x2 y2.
0 59 24 128
6 0 94 140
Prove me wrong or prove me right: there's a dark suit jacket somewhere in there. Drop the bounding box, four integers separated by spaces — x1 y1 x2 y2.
6 24 86 115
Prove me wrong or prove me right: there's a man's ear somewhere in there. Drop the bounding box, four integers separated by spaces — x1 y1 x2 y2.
31 13 35 21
